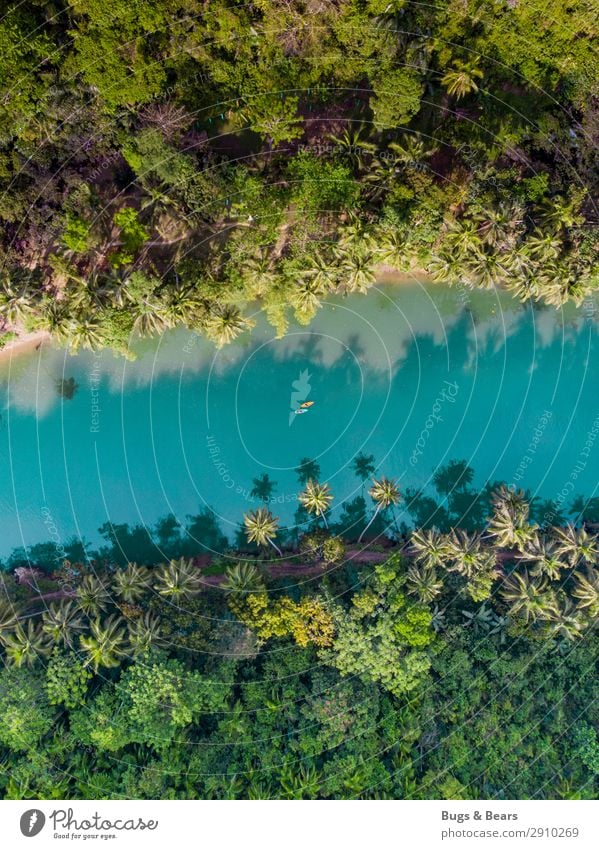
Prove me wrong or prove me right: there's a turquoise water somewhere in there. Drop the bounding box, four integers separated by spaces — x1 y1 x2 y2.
1 281 598 561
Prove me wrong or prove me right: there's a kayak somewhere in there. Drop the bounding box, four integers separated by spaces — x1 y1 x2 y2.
300 401 315 408
295 408 308 415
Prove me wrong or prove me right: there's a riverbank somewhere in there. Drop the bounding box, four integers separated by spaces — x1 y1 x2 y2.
0 331 50 364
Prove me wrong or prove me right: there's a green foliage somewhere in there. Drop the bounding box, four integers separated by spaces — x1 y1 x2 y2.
45 650 92 710
0 667 55 752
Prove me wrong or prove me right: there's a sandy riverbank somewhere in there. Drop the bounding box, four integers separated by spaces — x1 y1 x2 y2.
0 331 51 364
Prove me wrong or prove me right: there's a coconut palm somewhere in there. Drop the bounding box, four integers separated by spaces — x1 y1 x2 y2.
0 599 21 635
389 134 438 165
1 620 52 667
299 479 333 529
327 124 376 171
76 574 111 617
426 250 463 282
358 476 401 542
113 563 151 604
295 457 321 485
442 218 482 257
487 501 537 551
445 529 495 579
409 528 451 569
441 60 483 99
38 302 77 344
552 524 598 567
222 562 263 597
205 304 252 347
571 567 599 616
127 612 163 655
162 285 201 328
0 280 36 326
500 570 559 623
291 278 324 321
298 250 337 291
79 615 128 671
375 229 407 269
243 507 283 556
338 246 377 294
68 317 105 351
130 297 171 336
41 600 86 648
154 558 201 601
490 485 529 520
517 533 564 581
406 563 443 603
465 248 510 289
524 229 562 262
544 598 587 642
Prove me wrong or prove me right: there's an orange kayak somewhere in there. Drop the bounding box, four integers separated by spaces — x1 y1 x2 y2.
300 401 315 408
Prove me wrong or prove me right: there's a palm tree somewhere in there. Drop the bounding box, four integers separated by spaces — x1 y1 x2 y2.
0 599 21 635
518 533 564 581
127 612 162 655
490 485 529 520
205 304 252 347
441 60 483 99
442 218 482 257
410 528 451 568
298 250 338 291
222 562 263 597
352 452 375 490
406 563 443 603
295 457 321 485
544 598 587 642
337 245 377 294
358 476 401 542
299 479 333 528
500 570 559 623
68 317 104 351
446 529 495 579
162 285 201 328
79 615 128 671
1 620 52 667
571 567 599 616
553 524 598 567
243 508 283 556
76 574 111 617
0 280 36 326
250 473 276 503
154 558 201 601
113 563 150 604
487 502 537 551
327 124 376 171
389 134 438 165
41 600 86 648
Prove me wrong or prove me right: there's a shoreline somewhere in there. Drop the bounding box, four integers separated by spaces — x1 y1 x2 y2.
0 331 51 364
0 270 429 366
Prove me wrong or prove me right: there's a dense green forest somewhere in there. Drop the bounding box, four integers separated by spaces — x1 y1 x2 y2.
0 1 597 802
1 475 598 799
0 1 597 355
